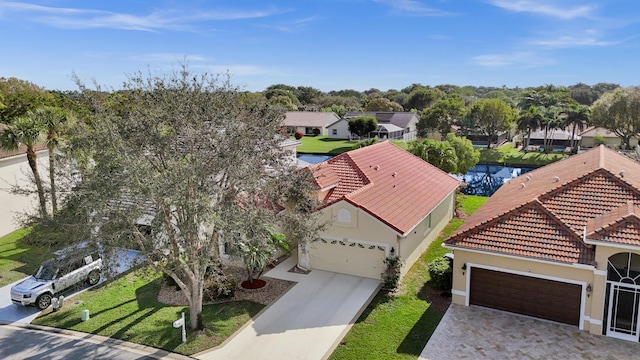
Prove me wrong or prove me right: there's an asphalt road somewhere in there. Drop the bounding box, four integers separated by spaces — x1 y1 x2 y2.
0 324 180 360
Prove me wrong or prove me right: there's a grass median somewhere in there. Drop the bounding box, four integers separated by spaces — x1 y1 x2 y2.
328 195 488 360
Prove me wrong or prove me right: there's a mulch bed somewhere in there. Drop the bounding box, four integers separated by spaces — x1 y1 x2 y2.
157 265 295 306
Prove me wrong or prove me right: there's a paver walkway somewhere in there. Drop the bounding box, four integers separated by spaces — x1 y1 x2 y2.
196 254 380 360
420 304 640 359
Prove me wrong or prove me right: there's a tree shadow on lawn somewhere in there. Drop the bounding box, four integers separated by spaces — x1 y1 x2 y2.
327 146 354 155
396 282 449 356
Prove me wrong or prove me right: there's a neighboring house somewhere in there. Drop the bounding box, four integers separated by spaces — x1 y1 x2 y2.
524 128 581 149
300 141 460 279
283 111 340 136
344 112 419 141
580 127 638 148
445 145 640 342
326 118 350 139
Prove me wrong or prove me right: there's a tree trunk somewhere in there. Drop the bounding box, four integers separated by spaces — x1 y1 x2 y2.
188 282 204 330
48 144 57 213
525 128 531 150
27 146 48 219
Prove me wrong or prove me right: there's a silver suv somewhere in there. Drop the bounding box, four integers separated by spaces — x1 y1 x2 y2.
11 251 102 310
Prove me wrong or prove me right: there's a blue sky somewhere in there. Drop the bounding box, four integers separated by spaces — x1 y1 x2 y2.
1 0 638 92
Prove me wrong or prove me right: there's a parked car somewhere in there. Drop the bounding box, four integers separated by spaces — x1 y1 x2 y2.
11 251 102 310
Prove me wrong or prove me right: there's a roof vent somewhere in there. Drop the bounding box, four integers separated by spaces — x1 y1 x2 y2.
374 165 380 170
620 170 626 178
520 183 526 188
525 174 532 181
554 176 560 182
392 172 397 177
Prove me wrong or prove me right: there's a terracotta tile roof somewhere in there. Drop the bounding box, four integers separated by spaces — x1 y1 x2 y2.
586 201 640 246
446 145 640 264
447 201 595 264
308 141 460 235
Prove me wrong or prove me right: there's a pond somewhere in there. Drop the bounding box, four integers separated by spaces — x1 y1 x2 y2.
453 164 534 197
297 154 534 197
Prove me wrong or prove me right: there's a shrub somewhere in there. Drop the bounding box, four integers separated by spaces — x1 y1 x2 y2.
294 131 304 140
381 256 402 290
203 274 237 300
428 257 452 290
593 135 607 146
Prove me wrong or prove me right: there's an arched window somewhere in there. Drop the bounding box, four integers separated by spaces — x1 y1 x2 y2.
337 208 351 223
607 253 640 285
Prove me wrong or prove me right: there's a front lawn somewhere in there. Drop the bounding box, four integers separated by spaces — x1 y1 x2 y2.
329 195 488 360
296 136 354 154
32 270 264 356
0 227 62 287
479 143 567 167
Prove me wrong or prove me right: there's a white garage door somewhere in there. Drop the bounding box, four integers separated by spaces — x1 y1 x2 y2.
308 239 387 279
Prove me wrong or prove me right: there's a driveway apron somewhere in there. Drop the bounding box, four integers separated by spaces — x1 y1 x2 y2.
196 255 380 360
420 304 640 359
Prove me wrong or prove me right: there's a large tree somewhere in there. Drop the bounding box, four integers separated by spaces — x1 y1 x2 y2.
348 116 378 138
408 139 458 173
0 77 53 124
590 87 640 150
66 67 320 331
517 106 542 149
468 98 514 148
364 97 403 112
418 96 465 138
445 133 480 174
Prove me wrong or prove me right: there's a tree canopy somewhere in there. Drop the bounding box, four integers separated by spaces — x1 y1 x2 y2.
468 98 514 148
348 116 378 138
64 67 321 330
590 87 640 149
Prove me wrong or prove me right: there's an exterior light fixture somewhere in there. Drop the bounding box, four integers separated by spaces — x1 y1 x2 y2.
586 284 593 297
461 263 467 274
390 247 395 255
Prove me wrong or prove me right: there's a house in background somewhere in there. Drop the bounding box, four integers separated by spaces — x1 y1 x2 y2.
445 145 640 342
580 127 638 149
301 141 459 279
283 111 340 136
344 112 419 141
326 118 351 139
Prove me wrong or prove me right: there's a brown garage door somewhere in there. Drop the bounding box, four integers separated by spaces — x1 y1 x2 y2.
470 268 581 326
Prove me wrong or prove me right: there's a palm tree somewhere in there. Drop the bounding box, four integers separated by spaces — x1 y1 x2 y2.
0 113 47 218
560 104 589 153
517 106 542 150
36 106 73 213
408 139 458 173
539 106 561 153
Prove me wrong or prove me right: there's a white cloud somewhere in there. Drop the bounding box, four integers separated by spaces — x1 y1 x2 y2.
0 1 285 31
529 34 618 48
472 51 554 68
373 0 455 16
130 53 208 63
487 0 595 20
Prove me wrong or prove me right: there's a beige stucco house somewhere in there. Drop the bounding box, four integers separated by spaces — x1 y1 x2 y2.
326 118 351 139
300 141 460 280
283 111 340 136
445 145 640 342
580 127 638 148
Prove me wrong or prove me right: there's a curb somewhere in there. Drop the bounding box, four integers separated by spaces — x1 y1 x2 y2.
0 321 195 360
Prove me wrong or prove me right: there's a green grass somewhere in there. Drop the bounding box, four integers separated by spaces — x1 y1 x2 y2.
32 270 264 356
296 136 354 154
0 227 62 287
329 195 489 360
479 143 567 167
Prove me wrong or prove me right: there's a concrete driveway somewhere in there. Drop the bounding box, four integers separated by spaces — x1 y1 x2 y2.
196 255 381 360
420 304 640 359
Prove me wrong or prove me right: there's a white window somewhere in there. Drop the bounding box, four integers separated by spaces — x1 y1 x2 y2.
337 208 351 223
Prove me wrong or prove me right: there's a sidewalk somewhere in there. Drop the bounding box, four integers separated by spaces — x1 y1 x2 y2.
195 254 381 360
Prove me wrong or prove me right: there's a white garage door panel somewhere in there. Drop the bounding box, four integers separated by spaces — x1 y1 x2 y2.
309 241 386 279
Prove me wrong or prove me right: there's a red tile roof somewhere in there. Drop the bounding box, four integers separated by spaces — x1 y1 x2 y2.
308 141 460 235
446 145 640 265
586 201 640 246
